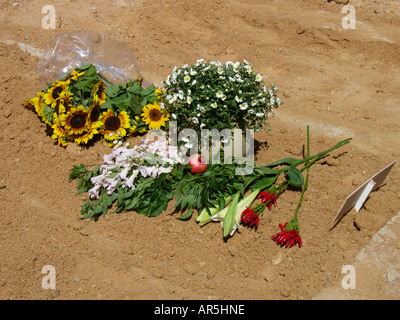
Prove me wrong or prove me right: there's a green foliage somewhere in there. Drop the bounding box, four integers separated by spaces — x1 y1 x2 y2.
69 136 352 223
69 164 100 194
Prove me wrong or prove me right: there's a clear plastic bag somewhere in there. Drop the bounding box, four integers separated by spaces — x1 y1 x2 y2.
37 30 146 86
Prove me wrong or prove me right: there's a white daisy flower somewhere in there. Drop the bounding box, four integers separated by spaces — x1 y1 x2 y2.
197 104 205 113
239 103 248 110
255 73 263 82
235 96 243 103
192 117 199 124
175 93 183 100
187 96 193 104
166 94 174 103
245 65 252 73
216 90 224 99
190 69 197 76
184 75 191 83
211 102 218 109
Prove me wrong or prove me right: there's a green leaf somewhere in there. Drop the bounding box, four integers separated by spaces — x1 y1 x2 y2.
223 191 240 238
287 167 304 188
179 208 193 221
266 158 303 168
253 166 279 175
248 174 278 191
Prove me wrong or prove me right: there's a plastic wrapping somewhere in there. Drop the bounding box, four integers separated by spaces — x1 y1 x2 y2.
37 30 145 86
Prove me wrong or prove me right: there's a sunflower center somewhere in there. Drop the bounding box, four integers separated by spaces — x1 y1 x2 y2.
52 86 64 100
90 105 100 123
70 113 87 129
105 116 121 131
149 108 162 121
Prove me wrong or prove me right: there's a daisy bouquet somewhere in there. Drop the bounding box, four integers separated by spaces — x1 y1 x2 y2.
25 64 170 147
162 59 282 136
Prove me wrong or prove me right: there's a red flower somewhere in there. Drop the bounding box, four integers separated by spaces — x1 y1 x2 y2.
257 191 277 210
271 222 302 248
241 207 260 228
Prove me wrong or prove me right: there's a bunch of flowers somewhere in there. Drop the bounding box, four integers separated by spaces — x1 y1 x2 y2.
71 125 351 248
70 137 182 219
162 59 282 136
86 138 180 200
196 126 351 248
25 64 170 147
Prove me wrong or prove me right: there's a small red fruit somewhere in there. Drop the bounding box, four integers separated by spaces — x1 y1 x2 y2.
188 154 208 174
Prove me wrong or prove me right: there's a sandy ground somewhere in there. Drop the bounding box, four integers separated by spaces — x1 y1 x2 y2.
0 0 399 300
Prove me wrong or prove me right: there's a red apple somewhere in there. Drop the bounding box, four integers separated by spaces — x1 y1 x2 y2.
188 154 208 174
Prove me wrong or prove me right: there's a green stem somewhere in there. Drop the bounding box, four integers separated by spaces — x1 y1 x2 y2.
296 138 351 168
294 126 311 219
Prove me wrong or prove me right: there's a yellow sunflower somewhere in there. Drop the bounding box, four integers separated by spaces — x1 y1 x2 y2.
57 90 74 115
60 105 89 136
26 91 45 117
154 89 164 101
99 109 131 142
51 113 70 147
69 70 85 81
93 81 107 105
69 123 100 145
88 101 102 126
43 80 70 109
141 102 170 130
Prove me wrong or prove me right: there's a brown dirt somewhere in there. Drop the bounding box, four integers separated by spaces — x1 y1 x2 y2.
0 0 399 300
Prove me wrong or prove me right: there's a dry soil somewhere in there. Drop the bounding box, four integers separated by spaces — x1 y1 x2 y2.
0 0 399 300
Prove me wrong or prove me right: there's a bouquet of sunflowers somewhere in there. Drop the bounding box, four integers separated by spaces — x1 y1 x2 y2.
25 64 170 147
